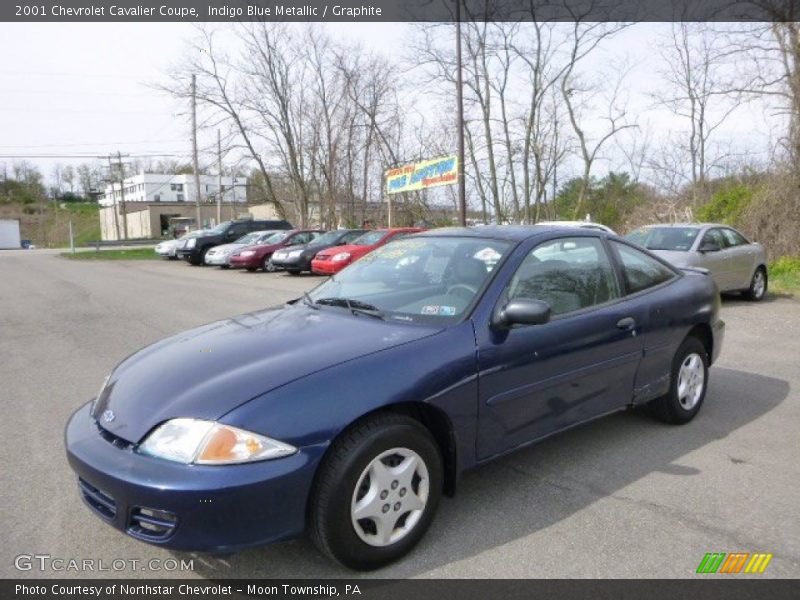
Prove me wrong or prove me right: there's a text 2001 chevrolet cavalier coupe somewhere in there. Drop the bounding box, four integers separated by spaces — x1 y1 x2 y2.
65 226 724 570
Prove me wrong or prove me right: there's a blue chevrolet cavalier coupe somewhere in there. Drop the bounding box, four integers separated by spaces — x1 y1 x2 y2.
65 226 724 569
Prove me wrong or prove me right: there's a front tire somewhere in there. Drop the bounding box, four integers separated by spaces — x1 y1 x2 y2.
649 337 709 424
263 255 277 272
743 266 767 301
309 413 443 570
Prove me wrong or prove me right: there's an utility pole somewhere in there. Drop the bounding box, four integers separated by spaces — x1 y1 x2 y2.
455 0 467 227
216 129 223 225
116 152 128 240
106 156 121 241
191 74 203 229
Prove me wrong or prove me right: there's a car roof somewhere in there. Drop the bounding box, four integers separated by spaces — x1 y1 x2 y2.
414 225 613 242
637 223 730 229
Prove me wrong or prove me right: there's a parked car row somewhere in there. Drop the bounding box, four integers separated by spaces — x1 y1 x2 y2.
153 219 768 301
156 218 429 276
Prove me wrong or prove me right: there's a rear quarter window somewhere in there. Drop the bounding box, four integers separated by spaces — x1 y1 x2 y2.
611 241 676 294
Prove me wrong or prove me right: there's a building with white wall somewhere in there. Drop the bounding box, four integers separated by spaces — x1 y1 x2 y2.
98 171 247 207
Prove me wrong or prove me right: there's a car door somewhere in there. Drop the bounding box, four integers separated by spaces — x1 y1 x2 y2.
475 236 645 460
696 228 733 290
720 228 756 289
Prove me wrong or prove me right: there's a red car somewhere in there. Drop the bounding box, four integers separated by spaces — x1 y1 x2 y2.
311 227 424 275
230 229 325 272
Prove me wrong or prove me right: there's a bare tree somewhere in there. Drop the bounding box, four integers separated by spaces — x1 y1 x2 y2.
561 44 636 218
657 23 741 196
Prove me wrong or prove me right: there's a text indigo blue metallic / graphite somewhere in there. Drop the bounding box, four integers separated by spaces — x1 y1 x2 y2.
65 226 724 554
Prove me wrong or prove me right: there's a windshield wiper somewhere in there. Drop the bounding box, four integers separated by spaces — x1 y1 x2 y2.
315 297 385 320
299 291 318 309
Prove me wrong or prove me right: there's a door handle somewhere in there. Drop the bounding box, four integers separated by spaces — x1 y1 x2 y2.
616 317 636 330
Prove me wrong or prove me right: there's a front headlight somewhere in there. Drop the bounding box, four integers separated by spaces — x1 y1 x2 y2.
332 252 351 262
186 238 197 249
138 418 296 465
288 249 303 258
240 250 256 257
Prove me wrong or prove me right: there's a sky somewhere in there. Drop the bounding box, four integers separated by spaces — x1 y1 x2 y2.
0 22 781 189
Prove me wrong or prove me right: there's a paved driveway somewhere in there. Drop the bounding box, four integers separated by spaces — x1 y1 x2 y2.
1 250 797 578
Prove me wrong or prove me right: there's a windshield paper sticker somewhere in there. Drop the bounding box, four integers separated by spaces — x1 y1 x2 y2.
422 305 457 316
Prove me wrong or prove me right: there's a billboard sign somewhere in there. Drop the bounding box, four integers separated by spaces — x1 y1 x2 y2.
385 155 458 194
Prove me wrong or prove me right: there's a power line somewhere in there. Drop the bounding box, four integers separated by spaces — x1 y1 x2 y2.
0 153 185 159
0 140 188 149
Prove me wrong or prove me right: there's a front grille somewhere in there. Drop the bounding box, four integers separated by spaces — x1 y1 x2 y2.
315 254 331 261
78 478 117 520
128 507 178 541
95 422 133 450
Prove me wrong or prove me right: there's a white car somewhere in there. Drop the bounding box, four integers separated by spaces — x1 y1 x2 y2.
155 239 181 259
536 220 617 235
157 230 208 259
204 230 280 267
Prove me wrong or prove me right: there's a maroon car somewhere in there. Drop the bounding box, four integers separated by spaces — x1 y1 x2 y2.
229 229 325 272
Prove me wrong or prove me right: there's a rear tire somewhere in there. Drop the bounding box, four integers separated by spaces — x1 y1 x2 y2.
649 337 709 424
287 269 301 276
309 413 443 570
743 266 767 301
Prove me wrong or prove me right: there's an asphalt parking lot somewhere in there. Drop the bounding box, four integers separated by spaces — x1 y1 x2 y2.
1 249 798 579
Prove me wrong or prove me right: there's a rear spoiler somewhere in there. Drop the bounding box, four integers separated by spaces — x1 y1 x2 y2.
680 266 709 275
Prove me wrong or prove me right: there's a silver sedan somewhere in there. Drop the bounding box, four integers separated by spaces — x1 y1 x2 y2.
625 223 768 301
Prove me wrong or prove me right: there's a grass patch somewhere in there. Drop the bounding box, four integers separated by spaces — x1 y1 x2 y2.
769 256 800 295
61 247 158 261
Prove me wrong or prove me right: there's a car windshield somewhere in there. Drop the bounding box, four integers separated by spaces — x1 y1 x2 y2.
309 231 346 246
234 232 262 245
179 230 205 240
626 227 700 251
207 221 232 235
261 231 290 244
351 230 387 246
308 236 511 324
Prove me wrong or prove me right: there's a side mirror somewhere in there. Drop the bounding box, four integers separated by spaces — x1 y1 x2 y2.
699 241 720 253
494 298 551 328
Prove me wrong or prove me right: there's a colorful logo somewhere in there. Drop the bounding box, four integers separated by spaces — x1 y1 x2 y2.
696 552 773 574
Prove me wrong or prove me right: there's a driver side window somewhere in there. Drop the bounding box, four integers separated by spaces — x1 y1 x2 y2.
702 228 726 249
507 237 620 316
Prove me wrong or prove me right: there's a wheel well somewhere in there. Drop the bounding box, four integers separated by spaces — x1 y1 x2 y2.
686 323 713 363
382 403 458 497
320 403 459 498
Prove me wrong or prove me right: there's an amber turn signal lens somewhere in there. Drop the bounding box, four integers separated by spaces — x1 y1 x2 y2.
197 426 239 462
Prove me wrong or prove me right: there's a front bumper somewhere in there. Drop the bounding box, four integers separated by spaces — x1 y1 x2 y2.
711 318 725 365
65 402 326 552
204 252 231 266
311 259 347 275
271 254 307 270
229 255 261 269
177 248 201 262
155 247 176 258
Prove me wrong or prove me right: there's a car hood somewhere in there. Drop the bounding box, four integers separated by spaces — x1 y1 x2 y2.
92 304 443 444
235 242 281 256
209 243 245 254
316 243 373 258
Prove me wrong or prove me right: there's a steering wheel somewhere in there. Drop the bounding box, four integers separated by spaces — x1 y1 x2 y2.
446 283 478 299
